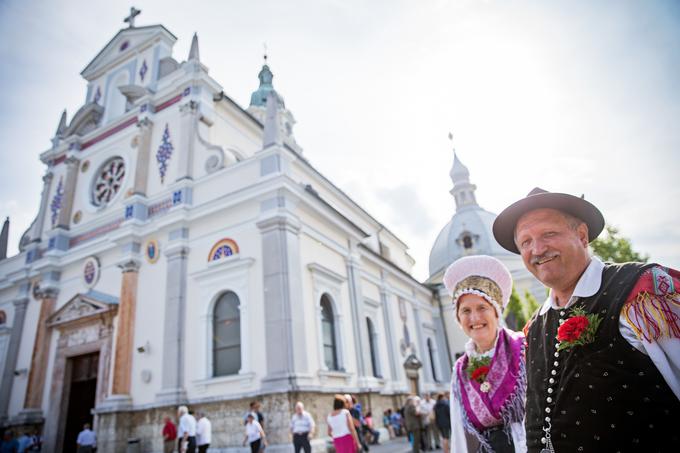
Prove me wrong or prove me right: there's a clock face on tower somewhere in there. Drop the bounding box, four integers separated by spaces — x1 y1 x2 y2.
92 156 126 207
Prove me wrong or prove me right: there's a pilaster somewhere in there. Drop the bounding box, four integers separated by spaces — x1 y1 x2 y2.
55 156 80 230
0 287 30 421
345 246 367 381
131 118 154 196
379 283 399 381
155 227 189 405
22 286 59 418
176 101 198 181
32 172 54 243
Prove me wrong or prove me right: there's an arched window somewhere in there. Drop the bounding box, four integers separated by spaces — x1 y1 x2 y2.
366 317 381 378
427 338 438 382
213 291 241 376
0 311 5 325
321 295 338 371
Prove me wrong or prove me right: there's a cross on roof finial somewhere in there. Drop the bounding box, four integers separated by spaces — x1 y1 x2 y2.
448 131 454 141
263 42 268 63
124 7 141 28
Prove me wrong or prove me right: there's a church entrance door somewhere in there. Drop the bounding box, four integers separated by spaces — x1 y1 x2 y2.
61 352 99 453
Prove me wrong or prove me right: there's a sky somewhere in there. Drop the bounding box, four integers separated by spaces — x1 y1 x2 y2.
0 0 678 281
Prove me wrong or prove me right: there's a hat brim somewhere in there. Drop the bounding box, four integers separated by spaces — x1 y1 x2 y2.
492 192 604 254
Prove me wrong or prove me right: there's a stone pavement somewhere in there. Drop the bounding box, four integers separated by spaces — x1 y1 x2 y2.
368 436 445 453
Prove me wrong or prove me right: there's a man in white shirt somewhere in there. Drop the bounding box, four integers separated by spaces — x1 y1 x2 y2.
177 405 197 453
290 401 315 453
195 411 212 453
493 187 680 451
76 423 96 453
418 393 438 450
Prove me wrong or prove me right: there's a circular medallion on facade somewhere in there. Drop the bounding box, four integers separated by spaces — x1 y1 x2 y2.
145 239 160 264
92 157 126 207
83 256 100 288
73 210 82 224
81 160 90 173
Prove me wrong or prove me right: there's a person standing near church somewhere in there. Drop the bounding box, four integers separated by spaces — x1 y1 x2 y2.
327 395 360 453
196 411 211 453
492 187 680 451
290 401 315 453
444 255 527 452
177 406 197 453
162 415 177 453
75 424 96 453
244 413 267 453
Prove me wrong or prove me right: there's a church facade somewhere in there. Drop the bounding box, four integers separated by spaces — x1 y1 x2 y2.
0 13 541 453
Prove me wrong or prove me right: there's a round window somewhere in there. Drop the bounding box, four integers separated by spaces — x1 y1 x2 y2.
92 157 125 206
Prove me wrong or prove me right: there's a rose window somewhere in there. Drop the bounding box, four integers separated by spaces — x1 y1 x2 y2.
92 157 125 206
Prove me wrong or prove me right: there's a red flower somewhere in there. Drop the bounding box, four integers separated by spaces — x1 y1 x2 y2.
557 315 590 342
471 365 490 382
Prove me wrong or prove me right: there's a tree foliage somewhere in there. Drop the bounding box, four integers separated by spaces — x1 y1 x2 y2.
590 225 648 263
504 286 542 331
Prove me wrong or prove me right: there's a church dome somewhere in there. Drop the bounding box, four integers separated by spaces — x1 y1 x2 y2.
428 205 513 277
428 151 513 277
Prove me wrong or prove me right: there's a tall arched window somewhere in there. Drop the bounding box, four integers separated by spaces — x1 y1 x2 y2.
213 291 241 376
321 295 338 371
366 317 381 378
427 338 438 382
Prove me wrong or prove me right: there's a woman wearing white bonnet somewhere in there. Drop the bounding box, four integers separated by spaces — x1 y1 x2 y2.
444 255 527 453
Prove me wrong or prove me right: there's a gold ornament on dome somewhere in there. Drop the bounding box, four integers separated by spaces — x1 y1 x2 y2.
81 160 90 172
73 210 82 224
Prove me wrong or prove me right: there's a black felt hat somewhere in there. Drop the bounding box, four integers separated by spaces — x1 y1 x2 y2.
492 187 605 254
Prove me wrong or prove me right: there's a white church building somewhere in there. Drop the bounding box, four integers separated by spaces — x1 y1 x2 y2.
0 12 541 453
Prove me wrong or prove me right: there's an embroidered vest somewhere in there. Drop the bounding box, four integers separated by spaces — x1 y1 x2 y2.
526 263 680 452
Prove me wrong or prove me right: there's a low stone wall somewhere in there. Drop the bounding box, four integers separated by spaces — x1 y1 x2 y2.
95 390 407 453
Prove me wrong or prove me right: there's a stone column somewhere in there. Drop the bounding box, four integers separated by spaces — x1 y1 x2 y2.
176 101 197 182
111 259 140 396
257 213 308 390
379 286 399 381
0 289 29 420
156 228 189 404
56 156 80 230
32 173 53 242
132 118 154 196
23 288 58 413
345 251 367 379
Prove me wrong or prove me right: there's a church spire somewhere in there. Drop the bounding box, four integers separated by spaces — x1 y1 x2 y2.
55 110 67 137
0 217 8 260
448 145 478 211
188 32 200 62
249 53 284 109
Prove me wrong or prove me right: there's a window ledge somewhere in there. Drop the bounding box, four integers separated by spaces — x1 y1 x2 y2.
193 371 256 389
318 369 352 384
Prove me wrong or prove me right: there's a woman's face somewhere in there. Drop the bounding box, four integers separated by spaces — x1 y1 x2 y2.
456 293 499 348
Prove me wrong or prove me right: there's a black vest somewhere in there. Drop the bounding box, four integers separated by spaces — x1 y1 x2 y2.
526 263 680 452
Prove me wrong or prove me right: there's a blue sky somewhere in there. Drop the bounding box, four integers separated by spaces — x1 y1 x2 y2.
1 0 678 280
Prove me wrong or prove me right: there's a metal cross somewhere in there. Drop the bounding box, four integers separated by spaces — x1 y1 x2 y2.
263 42 268 63
124 7 141 28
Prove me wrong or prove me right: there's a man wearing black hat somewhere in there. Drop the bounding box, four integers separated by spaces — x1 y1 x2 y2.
493 188 680 452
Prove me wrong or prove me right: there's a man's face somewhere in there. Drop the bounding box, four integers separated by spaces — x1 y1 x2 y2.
515 209 590 292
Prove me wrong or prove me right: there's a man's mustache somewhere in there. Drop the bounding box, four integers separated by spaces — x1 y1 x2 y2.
530 252 560 265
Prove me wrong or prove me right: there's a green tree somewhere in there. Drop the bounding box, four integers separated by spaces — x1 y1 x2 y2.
504 286 525 330
523 290 541 321
591 225 649 263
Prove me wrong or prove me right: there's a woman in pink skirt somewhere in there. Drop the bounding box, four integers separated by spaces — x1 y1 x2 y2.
327 394 360 453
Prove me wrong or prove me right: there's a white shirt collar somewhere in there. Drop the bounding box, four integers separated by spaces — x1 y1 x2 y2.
538 256 605 315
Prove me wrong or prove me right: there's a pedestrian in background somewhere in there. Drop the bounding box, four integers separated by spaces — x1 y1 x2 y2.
177 406 197 453
196 411 211 453
162 415 177 453
75 424 96 453
243 413 266 453
403 396 422 453
290 401 315 453
433 394 451 453
327 395 360 453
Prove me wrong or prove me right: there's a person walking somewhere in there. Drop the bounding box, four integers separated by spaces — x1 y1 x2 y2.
196 412 211 453
327 394 360 453
177 406 197 453
243 413 267 453
75 424 96 453
290 401 315 453
433 394 450 453
419 393 437 450
162 415 177 453
403 396 422 453
0 430 19 453
493 187 680 451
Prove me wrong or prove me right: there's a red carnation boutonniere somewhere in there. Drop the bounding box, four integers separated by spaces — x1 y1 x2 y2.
467 356 492 392
556 306 602 351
